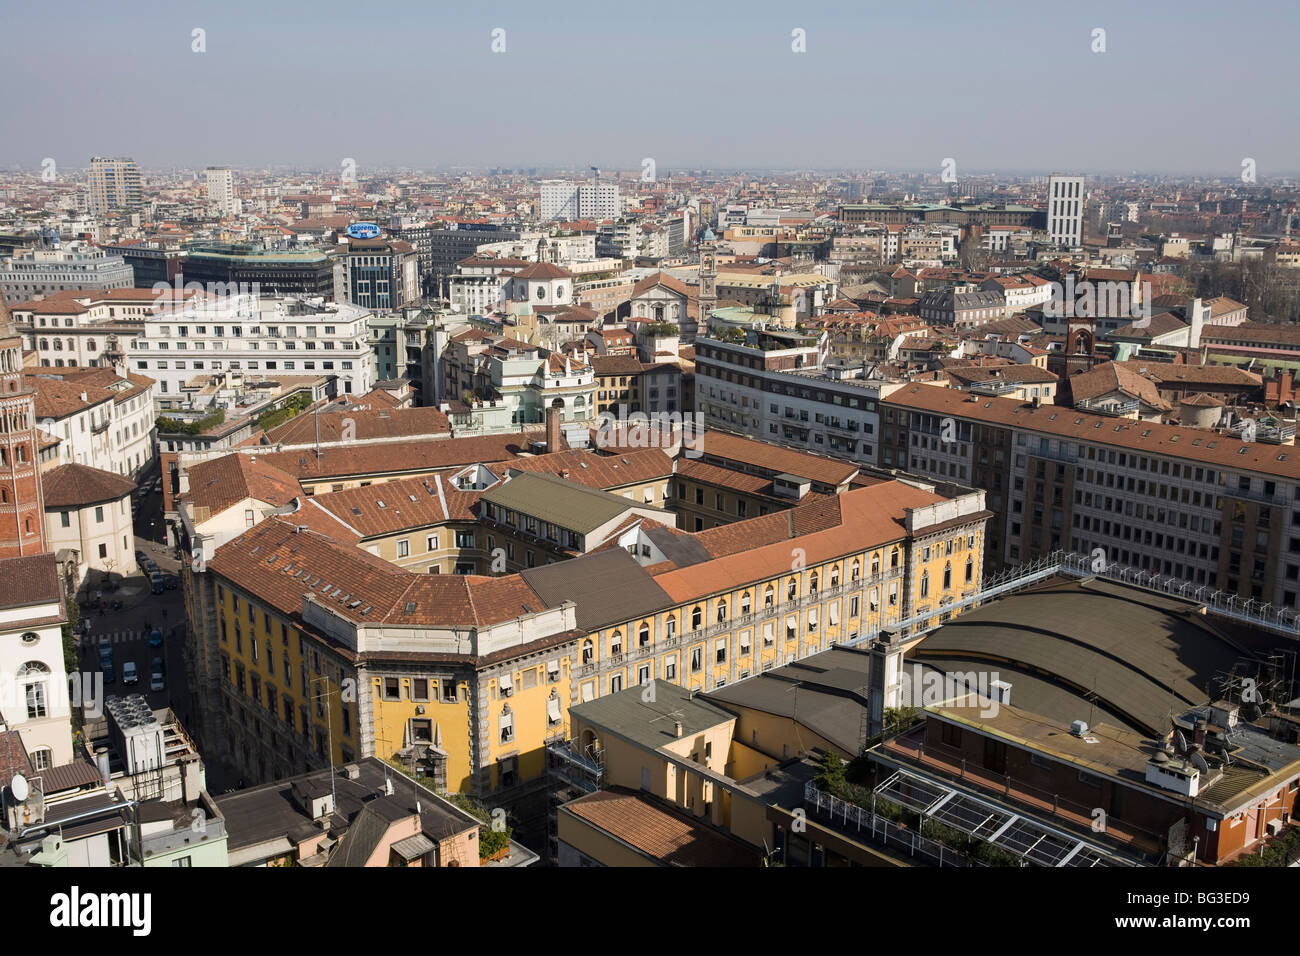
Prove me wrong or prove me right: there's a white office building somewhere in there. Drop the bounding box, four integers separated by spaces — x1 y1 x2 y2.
0 242 134 302
1047 174 1085 247
205 166 238 216
127 294 374 407
539 180 620 221
88 156 143 216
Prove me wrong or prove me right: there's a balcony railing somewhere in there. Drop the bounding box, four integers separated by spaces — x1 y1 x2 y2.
969 379 1022 396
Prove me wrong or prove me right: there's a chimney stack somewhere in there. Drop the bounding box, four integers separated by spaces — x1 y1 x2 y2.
545 405 564 452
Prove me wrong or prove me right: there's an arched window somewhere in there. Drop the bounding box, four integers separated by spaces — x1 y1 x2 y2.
943 563 952 590
965 557 975 583
787 578 797 600
581 639 593 664
87 339 96 352
39 338 49 350
890 548 900 569
691 606 702 629
920 571 930 598
52 338 62 351
19 661 49 720
851 558 861 581
740 592 751 615
716 600 727 623
665 616 676 639
830 566 840 588
0 488 7 503
610 630 622 655
809 572 819 593
764 585 775 608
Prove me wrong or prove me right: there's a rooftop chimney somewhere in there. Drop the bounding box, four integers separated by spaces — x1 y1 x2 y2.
545 405 564 452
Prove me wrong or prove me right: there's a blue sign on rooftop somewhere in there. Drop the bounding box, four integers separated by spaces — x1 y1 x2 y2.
347 222 382 240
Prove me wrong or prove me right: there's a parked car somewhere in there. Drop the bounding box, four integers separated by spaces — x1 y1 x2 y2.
122 661 139 685
135 549 147 564
149 572 165 595
100 656 115 685
149 658 165 693
148 628 163 647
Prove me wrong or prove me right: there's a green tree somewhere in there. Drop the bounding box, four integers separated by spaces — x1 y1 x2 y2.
813 750 847 793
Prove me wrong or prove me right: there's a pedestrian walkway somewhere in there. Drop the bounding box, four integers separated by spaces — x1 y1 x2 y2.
81 629 152 647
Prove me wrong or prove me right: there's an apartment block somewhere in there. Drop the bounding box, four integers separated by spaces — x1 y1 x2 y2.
882 383 1300 609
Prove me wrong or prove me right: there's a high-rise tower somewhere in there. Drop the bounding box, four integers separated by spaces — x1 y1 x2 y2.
0 298 46 557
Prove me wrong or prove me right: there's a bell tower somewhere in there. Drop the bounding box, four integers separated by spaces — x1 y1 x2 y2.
1064 315 1095 357
694 228 717 344
0 299 47 558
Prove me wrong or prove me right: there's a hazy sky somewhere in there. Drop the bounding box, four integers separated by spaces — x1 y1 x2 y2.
3 0 1297 175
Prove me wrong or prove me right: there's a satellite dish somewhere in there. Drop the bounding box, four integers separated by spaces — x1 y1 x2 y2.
1174 730 1190 753
1191 753 1210 775
11 773 29 802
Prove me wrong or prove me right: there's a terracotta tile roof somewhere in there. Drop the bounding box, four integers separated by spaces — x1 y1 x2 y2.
209 516 547 629
885 383 1300 477
945 364 1058 386
1207 296 1247 317
506 448 672 489
560 788 758 866
256 434 536 482
631 271 695 301
673 458 782 498
512 262 572 280
654 483 935 603
1114 360 1261 389
311 472 488 538
1109 313 1187 340
263 407 451 445
0 553 62 610
698 431 859 488
1068 362 1172 411
0 732 32 791
10 290 91 314
592 355 649 376
1201 322 1300 348
29 375 114 418
48 367 155 405
41 463 136 508
182 453 302 520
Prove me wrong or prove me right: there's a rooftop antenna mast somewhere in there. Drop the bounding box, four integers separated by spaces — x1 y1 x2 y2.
311 675 337 813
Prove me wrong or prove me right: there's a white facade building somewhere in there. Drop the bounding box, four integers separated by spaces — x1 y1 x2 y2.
128 295 374 407
205 166 238 216
87 157 142 216
0 554 72 771
539 180 619 221
1047 174 1085 247
31 367 158 478
0 243 134 302
694 335 902 467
